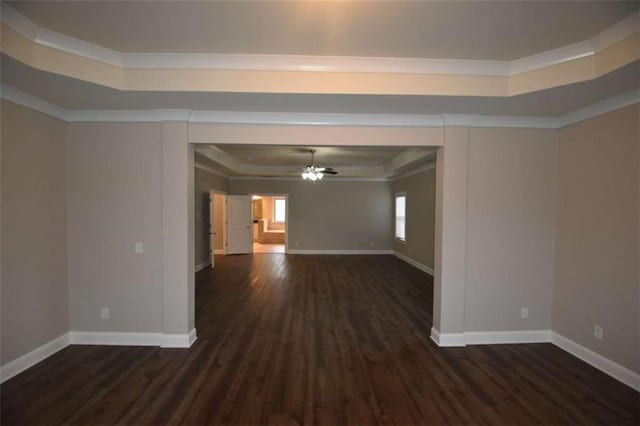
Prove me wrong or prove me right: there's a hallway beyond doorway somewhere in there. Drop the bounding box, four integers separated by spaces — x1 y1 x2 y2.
253 242 285 253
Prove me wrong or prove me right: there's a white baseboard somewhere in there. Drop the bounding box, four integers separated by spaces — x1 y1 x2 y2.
287 249 394 255
162 328 197 348
431 328 551 347
1 328 199 383
430 327 465 347
393 251 434 276
551 331 639 391
214 249 226 255
195 260 211 272
430 327 638 390
465 330 551 345
0 333 70 383
69 329 197 349
69 331 163 346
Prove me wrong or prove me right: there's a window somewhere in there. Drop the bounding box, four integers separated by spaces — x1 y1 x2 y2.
274 198 286 223
395 194 406 241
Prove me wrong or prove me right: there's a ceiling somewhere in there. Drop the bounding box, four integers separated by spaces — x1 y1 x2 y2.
2 55 638 116
8 1 637 60
195 145 435 179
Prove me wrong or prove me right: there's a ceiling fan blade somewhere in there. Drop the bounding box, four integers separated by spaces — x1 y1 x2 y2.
323 170 338 175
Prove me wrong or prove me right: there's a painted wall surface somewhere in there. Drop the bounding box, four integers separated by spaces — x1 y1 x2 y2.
1 101 69 365
392 167 436 269
465 127 557 332
194 167 227 266
554 104 639 373
229 179 393 250
66 122 164 333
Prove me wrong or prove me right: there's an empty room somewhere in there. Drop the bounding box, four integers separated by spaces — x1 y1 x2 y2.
1 1 638 425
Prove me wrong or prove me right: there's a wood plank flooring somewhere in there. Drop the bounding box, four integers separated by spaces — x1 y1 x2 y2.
1 254 638 425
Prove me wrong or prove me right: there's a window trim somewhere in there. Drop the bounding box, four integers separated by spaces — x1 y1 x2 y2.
395 192 407 243
273 197 286 223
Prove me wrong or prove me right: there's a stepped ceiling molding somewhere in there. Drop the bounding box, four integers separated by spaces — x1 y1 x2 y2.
194 145 436 179
1 3 638 96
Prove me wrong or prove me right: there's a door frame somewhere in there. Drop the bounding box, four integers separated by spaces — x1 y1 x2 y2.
249 193 289 253
209 189 227 268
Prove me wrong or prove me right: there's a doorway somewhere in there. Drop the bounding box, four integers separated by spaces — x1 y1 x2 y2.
250 194 288 254
208 190 227 267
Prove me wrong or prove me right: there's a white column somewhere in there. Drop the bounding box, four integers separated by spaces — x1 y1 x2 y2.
161 120 196 347
432 126 469 346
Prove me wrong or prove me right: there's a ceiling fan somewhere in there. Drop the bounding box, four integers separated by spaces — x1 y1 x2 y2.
301 149 338 181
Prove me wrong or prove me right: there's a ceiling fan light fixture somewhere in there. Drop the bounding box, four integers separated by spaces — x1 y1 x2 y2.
301 149 333 181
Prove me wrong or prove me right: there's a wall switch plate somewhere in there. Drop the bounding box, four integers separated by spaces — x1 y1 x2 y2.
521 308 529 319
135 242 144 254
594 325 603 340
101 307 110 319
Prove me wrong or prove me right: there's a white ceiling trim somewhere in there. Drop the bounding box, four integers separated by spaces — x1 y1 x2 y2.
0 84 67 120
2 84 638 129
194 161 229 178
558 89 640 128
228 176 390 182
2 4 637 77
189 111 444 127
391 162 436 182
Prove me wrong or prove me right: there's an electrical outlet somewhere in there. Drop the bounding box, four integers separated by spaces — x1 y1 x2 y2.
520 307 529 319
594 325 603 340
135 242 144 254
101 307 110 319
370 241 376 247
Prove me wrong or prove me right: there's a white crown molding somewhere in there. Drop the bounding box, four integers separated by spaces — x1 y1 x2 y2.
189 111 444 127
590 10 640 52
509 41 594 75
0 84 67 120
36 27 123 66
2 85 638 131
194 162 230 178
391 162 436 181
1 4 637 77
0 333 70 383
441 114 558 128
558 89 640 128
124 52 511 76
0 2 39 40
551 332 639 391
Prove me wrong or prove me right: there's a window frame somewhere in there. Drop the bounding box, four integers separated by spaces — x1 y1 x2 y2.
273 197 286 223
395 192 407 243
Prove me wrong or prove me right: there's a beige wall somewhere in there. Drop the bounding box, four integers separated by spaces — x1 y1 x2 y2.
194 167 227 266
554 105 639 373
392 167 436 268
229 180 392 250
1 101 68 364
465 127 558 332
66 122 164 333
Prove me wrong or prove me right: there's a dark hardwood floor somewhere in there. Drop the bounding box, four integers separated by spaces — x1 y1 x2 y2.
1 254 638 425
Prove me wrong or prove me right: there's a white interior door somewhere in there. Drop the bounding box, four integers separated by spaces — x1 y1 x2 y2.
226 195 252 254
209 191 216 268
